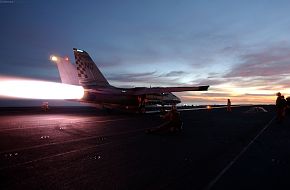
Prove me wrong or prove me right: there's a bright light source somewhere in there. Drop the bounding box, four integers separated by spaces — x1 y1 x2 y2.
76 49 84 52
0 78 84 99
64 57 69 61
50 55 58 62
206 105 212 110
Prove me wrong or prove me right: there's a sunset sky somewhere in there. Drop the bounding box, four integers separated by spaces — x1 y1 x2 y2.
1 0 290 106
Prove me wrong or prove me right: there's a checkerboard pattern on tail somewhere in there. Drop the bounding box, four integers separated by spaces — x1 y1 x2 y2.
73 48 110 87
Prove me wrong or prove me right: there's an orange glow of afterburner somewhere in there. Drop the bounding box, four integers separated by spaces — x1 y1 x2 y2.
0 78 84 99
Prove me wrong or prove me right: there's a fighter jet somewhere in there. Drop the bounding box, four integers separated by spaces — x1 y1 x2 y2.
51 48 209 113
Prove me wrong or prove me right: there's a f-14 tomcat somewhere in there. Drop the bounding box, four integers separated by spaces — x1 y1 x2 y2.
51 48 209 113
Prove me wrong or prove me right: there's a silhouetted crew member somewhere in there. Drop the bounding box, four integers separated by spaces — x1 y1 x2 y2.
147 106 182 134
227 99 232 112
276 92 284 123
281 96 287 118
286 97 290 115
286 97 290 107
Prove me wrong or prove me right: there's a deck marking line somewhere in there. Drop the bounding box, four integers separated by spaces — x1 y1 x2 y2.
204 116 276 190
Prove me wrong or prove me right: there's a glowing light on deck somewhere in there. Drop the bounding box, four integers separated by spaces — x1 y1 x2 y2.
206 105 212 110
0 78 84 99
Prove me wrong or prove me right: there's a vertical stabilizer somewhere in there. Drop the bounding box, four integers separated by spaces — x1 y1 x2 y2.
73 48 110 87
52 56 79 85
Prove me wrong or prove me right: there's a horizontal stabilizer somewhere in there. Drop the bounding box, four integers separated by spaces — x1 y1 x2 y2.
133 85 209 95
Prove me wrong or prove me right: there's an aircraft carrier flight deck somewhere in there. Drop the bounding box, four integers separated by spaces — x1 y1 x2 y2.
1 106 290 190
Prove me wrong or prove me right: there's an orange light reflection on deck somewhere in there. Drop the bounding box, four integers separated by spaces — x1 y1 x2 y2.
0 78 84 99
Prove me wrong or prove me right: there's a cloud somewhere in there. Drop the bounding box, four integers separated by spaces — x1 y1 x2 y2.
257 85 289 91
159 71 187 77
245 93 274 97
107 71 157 83
230 76 285 87
199 92 232 97
194 78 227 86
93 57 124 68
181 92 276 105
107 70 194 87
225 42 290 78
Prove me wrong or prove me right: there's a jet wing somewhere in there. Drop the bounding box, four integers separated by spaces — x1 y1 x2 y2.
133 85 209 95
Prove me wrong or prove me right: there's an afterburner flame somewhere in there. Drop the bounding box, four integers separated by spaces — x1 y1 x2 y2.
0 78 84 99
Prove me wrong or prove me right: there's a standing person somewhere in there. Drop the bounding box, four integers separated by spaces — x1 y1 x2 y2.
227 99 232 112
281 96 287 119
286 97 290 115
276 92 283 123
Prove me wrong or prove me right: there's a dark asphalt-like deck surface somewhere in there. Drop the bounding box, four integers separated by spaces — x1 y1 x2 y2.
0 106 289 190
